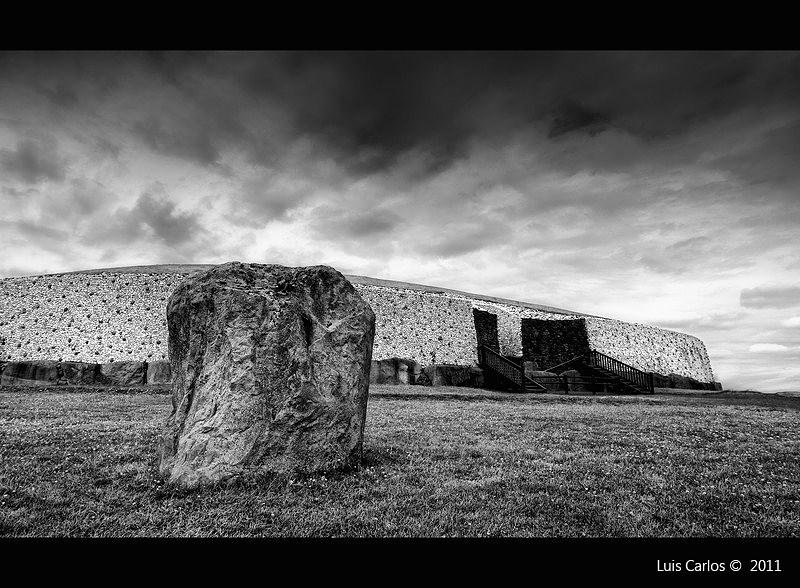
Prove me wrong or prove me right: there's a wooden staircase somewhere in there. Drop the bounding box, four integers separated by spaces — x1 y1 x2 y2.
581 349 654 394
476 345 547 392
478 345 655 395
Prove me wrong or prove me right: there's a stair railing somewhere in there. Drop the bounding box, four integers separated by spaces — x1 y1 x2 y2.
477 345 546 392
544 354 586 374
586 349 654 394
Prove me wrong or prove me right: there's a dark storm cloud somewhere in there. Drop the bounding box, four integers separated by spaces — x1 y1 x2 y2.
232 51 800 174
65 178 115 216
1 186 37 198
334 210 400 237
5 51 799 181
238 51 485 174
420 219 510 257
2 219 68 242
135 189 204 245
712 119 800 188
133 118 220 166
229 174 318 227
0 138 66 183
38 83 79 109
86 185 204 247
310 206 402 242
548 101 610 138
740 285 800 309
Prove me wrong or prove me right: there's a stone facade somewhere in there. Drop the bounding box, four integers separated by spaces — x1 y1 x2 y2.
473 308 500 351
0 272 180 363
521 318 591 370
0 266 717 383
468 300 580 357
584 317 715 383
351 285 478 365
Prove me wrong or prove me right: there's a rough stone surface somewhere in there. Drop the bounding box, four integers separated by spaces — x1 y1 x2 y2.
652 371 720 390
0 359 100 385
158 262 375 489
369 357 421 385
584 317 715 383
560 368 587 392
418 364 484 388
473 308 499 351
667 373 701 390
523 366 562 390
521 319 590 370
1 360 61 385
146 360 172 385
60 361 100 384
99 361 146 386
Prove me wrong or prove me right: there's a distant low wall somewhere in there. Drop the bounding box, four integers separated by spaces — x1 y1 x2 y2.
0 266 717 383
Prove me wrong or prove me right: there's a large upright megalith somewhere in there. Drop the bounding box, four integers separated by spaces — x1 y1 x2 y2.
158 262 375 489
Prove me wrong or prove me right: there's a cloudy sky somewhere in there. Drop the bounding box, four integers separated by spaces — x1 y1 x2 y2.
1 51 798 391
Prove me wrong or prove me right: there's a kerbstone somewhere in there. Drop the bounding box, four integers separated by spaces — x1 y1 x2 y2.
99 361 146 386
0 360 60 386
158 262 375 489
560 369 587 392
419 364 483 388
146 360 172 385
370 357 421 385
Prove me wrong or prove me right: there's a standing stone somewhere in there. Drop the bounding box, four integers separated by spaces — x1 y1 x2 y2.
60 361 100 385
146 361 172 385
158 262 375 489
421 363 483 388
369 357 421 385
559 369 586 392
0 360 60 386
99 361 146 386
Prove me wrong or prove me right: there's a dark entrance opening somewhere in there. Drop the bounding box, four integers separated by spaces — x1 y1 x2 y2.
473 308 500 352
521 318 590 371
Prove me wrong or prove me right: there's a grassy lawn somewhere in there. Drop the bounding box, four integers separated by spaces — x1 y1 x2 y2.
0 385 798 537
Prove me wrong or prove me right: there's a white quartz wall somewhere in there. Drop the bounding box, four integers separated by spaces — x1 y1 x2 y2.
0 273 481 365
0 271 715 381
584 317 715 381
352 284 478 365
0 273 182 363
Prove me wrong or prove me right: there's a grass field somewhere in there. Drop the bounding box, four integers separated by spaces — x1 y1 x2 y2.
0 385 798 537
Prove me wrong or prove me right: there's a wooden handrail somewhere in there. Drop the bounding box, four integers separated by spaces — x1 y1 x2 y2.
477 345 547 392
544 354 586 373
586 349 654 393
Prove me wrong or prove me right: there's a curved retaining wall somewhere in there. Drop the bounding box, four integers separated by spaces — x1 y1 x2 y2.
0 265 716 382
584 317 714 383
